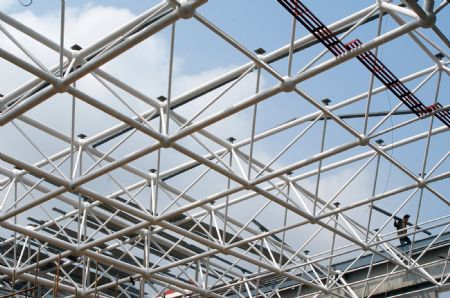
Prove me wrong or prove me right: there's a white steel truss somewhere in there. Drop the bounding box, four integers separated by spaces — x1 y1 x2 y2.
0 0 448 297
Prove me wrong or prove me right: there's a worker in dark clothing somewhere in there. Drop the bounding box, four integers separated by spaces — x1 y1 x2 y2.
394 214 411 246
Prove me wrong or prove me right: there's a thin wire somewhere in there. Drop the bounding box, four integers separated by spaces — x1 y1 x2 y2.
380 15 394 194
18 0 33 6
382 91 394 193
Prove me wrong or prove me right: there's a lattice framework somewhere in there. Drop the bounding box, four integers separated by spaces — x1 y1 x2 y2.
0 0 449 297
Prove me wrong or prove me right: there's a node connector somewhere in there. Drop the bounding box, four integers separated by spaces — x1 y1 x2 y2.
359 134 369 146
76 288 87 297
68 181 77 192
419 12 436 28
244 183 255 191
144 270 152 279
176 0 199 19
53 79 69 94
72 245 82 257
70 44 83 61
81 201 90 212
404 0 436 28
279 76 296 93
417 178 426 189
161 136 171 148
139 229 149 237
77 139 86 151
12 168 22 179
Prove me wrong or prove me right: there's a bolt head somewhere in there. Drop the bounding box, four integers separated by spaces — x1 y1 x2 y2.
254 48 266 55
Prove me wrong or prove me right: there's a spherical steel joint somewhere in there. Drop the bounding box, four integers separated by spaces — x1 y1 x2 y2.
417 178 426 189
68 181 77 192
279 76 296 92
139 229 149 237
71 50 81 64
419 13 436 28
359 134 369 146
322 289 331 295
77 138 86 150
53 79 69 93
12 168 21 179
77 288 87 297
72 245 83 257
244 183 255 191
177 0 197 19
161 136 172 148
144 270 152 279
81 201 90 212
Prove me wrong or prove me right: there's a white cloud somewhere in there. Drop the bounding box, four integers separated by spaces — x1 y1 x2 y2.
0 4 265 178
0 0 15 12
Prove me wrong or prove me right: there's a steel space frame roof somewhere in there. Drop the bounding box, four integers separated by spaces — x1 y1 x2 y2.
0 0 449 297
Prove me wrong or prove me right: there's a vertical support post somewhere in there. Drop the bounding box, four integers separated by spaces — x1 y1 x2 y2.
247 57 262 180
313 100 330 215
114 275 119 298
287 17 297 76
27 237 31 295
255 238 263 298
148 170 156 296
77 135 85 244
70 82 76 181
78 143 88 292
326 202 340 288
53 254 61 297
223 142 233 242
296 281 303 297
366 140 382 242
94 257 99 298
150 169 157 215
205 212 213 289
59 0 65 77
142 232 149 297
154 96 164 216
14 179 17 277
12 269 16 298
32 246 40 298
195 260 200 284
279 181 290 266
424 0 435 12
165 22 176 134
